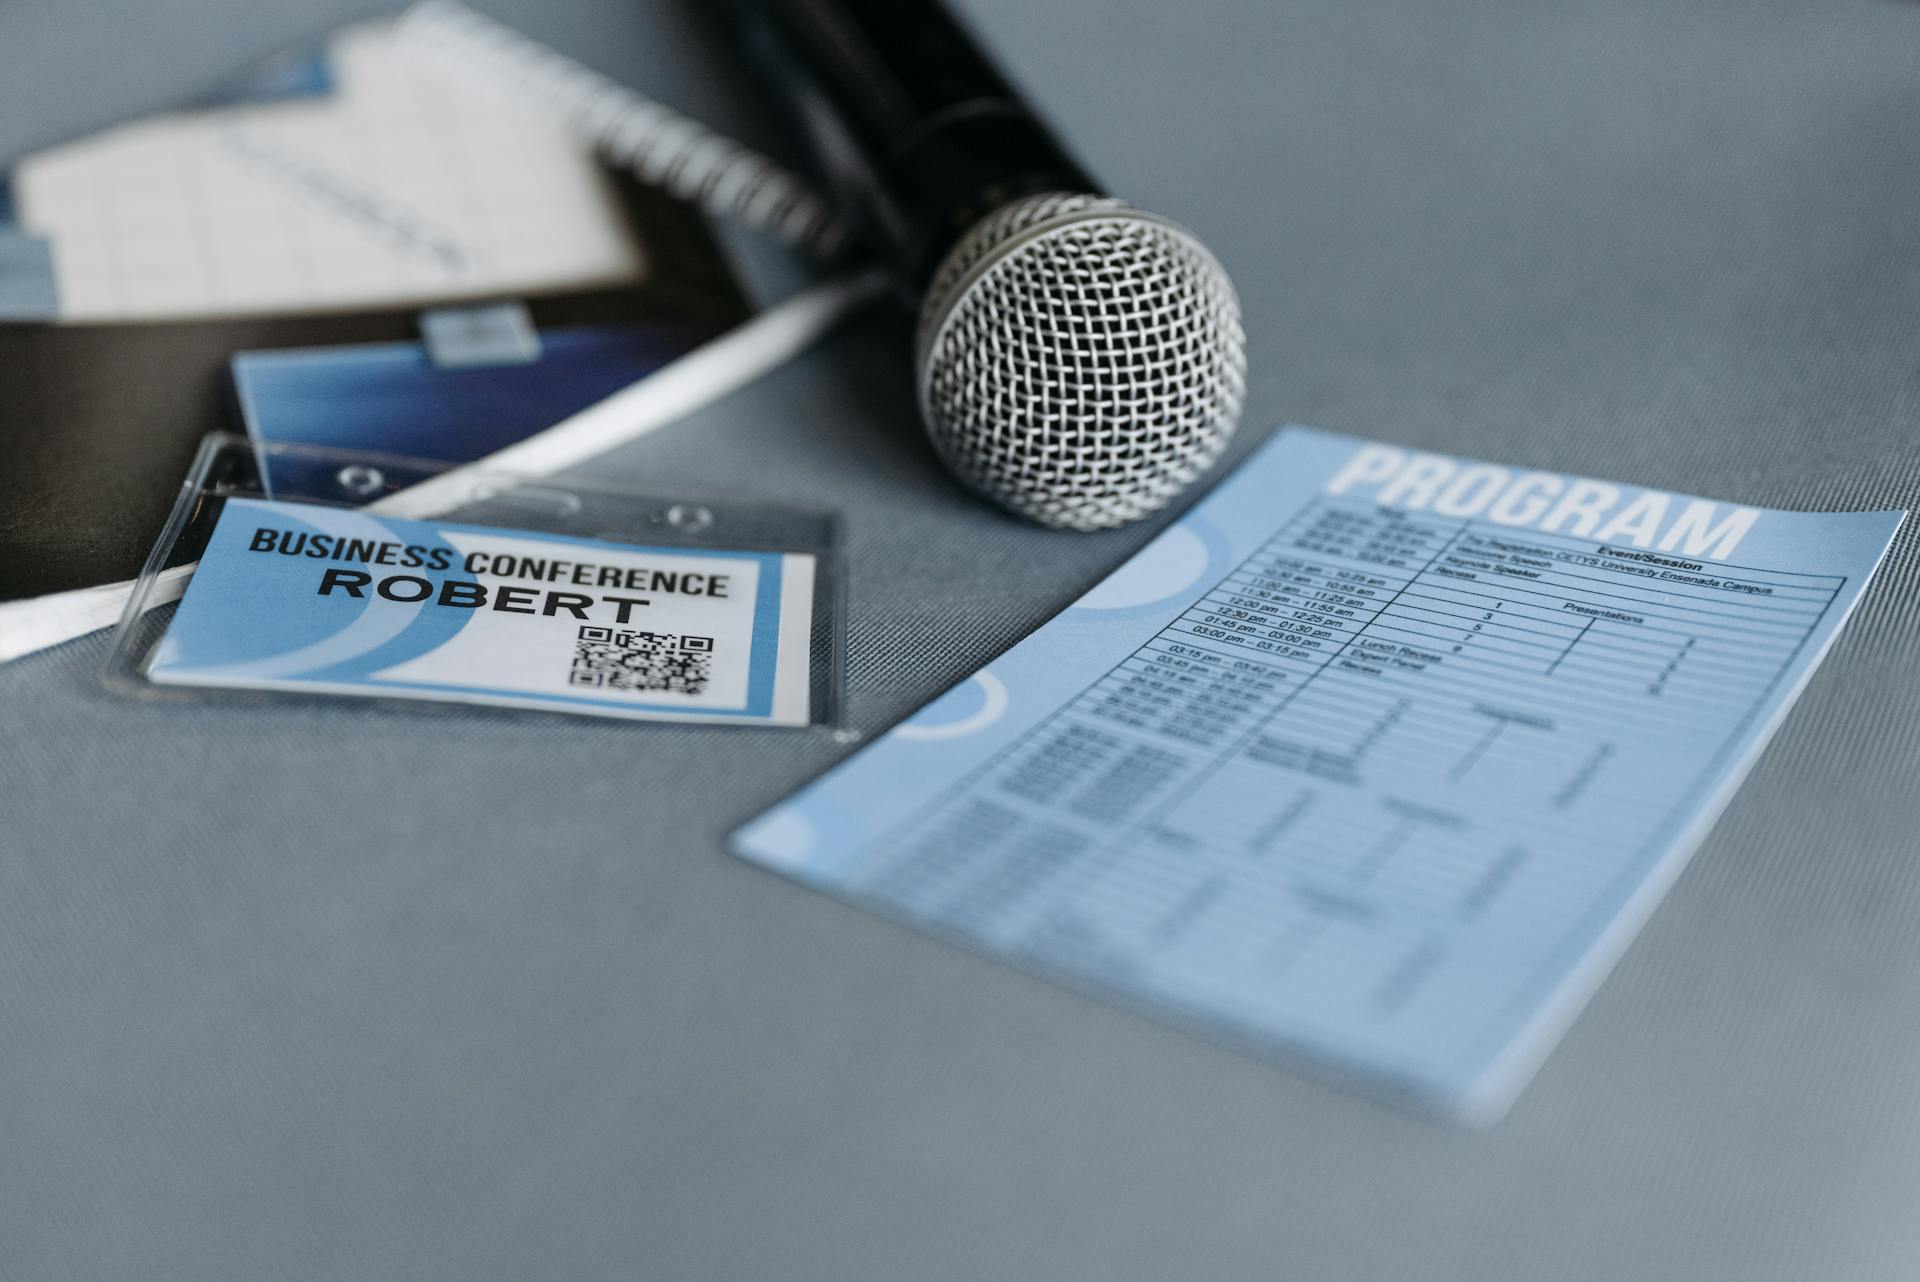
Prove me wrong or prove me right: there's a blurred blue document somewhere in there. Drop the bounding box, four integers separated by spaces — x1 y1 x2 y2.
232 321 701 497
734 426 1903 1121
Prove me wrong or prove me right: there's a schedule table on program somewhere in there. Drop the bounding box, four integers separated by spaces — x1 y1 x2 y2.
737 427 1902 1119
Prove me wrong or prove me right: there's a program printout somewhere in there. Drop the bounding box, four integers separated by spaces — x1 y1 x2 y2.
734 427 1903 1120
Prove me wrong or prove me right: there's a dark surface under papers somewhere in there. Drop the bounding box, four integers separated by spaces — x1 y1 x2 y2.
0 162 743 605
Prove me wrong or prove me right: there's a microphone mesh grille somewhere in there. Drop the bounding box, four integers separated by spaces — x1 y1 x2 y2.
918 193 1247 531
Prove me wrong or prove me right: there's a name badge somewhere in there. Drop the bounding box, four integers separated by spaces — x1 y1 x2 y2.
145 498 818 726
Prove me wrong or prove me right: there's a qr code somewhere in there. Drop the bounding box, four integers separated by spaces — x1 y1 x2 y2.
570 626 714 695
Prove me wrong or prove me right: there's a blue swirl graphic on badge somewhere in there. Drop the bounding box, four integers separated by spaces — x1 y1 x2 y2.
246 508 470 681
152 504 416 674
149 501 493 685
297 525 490 682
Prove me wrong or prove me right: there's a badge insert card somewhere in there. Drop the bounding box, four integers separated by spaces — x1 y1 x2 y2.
106 436 843 729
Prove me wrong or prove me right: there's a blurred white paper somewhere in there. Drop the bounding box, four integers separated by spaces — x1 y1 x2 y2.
7 19 646 321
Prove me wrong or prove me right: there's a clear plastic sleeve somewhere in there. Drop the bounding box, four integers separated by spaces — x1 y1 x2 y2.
105 434 846 730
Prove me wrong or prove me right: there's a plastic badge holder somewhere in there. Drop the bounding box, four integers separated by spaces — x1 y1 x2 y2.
106 435 845 730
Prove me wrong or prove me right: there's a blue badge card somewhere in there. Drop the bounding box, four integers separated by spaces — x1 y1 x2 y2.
734 426 1904 1120
230 320 707 499
146 498 818 726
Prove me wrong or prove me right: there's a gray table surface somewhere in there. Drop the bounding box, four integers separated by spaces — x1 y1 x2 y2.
4 1 1919 1278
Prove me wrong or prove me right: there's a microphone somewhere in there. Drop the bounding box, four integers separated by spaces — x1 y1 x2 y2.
735 0 1247 531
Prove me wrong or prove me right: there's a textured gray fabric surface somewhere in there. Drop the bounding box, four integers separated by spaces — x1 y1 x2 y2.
3 1 1919 1278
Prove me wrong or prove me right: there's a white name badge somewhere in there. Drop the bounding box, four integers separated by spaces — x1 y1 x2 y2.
144 498 820 726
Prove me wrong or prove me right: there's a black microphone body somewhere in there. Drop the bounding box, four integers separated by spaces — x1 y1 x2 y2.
735 0 1096 285
729 0 1247 532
